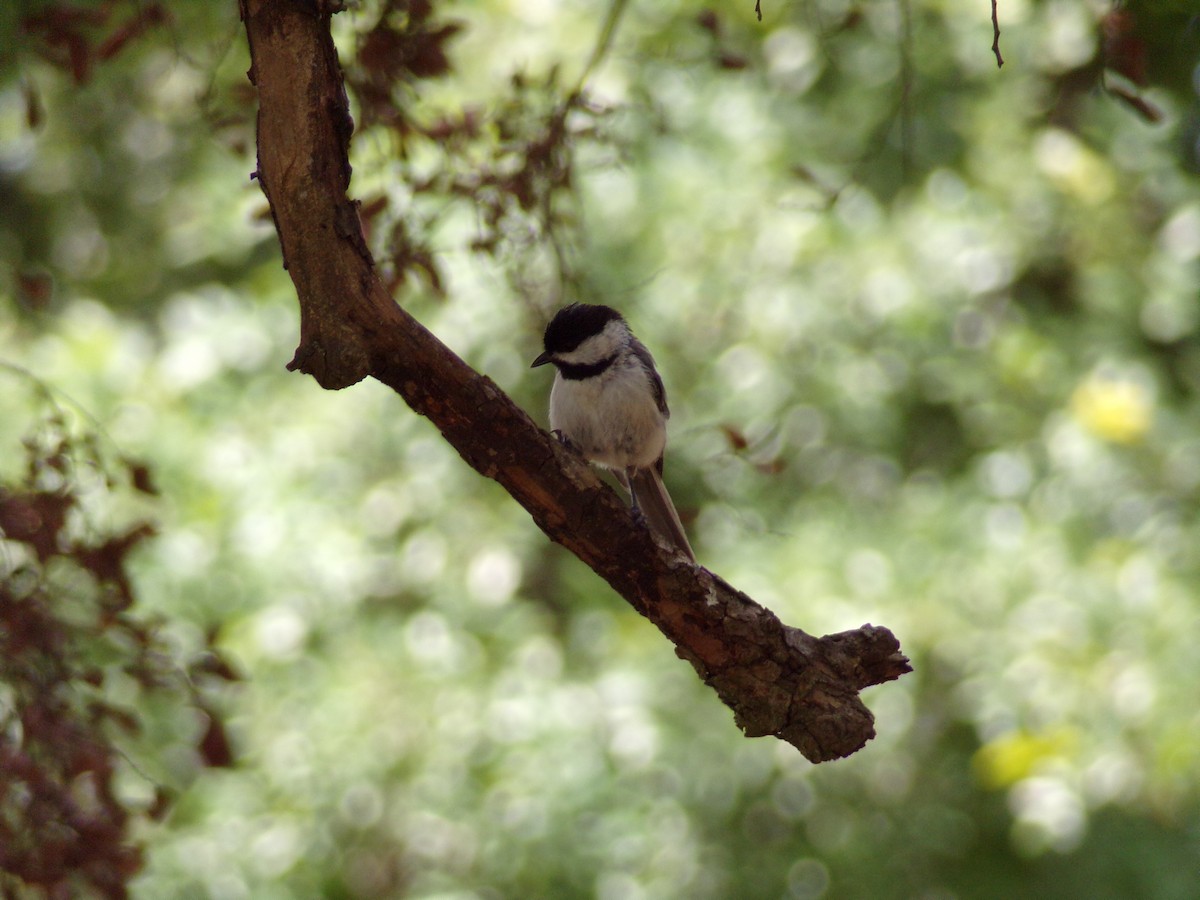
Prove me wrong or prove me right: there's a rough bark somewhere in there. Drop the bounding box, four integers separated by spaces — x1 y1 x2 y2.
240 0 911 762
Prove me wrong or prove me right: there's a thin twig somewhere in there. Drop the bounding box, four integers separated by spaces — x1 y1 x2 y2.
0 360 121 451
899 0 913 176
991 0 1004 68
575 0 630 93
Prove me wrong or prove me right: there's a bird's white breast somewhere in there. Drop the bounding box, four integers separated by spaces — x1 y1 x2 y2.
549 356 666 470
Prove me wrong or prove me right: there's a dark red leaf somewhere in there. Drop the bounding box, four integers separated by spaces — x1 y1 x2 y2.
125 460 158 495
1102 10 1147 87
697 9 721 36
22 81 44 130
16 270 54 310
718 52 749 71
67 32 92 84
191 650 242 683
197 711 235 768
720 425 749 452
147 787 173 822
73 523 156 609
0 490 73 561
96 3 169 61
755 458 788 475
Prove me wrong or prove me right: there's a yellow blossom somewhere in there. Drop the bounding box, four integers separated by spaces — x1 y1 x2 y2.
1071 374 1152 444
974 728 1079 789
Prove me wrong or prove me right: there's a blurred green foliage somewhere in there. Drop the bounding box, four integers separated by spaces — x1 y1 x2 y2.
2 0 1200 898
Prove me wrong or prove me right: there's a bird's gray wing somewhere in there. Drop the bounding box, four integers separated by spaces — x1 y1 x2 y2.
629 338 669 419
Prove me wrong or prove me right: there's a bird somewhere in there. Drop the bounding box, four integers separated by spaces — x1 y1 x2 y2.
531 303 696 562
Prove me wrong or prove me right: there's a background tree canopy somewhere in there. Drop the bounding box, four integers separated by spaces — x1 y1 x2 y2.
2 0 1199 897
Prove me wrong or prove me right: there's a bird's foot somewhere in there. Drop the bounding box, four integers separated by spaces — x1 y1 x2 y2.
551 429 582 454
629 503 648 529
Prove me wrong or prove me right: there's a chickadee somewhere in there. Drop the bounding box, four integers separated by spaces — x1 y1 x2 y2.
532 303 696 562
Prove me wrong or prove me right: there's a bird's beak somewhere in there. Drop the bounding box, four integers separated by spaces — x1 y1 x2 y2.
531 351 553 368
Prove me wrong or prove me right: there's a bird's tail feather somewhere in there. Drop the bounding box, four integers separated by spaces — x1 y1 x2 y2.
628 467 696 563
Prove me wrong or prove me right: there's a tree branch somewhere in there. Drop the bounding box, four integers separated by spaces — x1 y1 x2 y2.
240 0 911 763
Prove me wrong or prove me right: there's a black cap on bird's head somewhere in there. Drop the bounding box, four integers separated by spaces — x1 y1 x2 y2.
531 303 624 367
